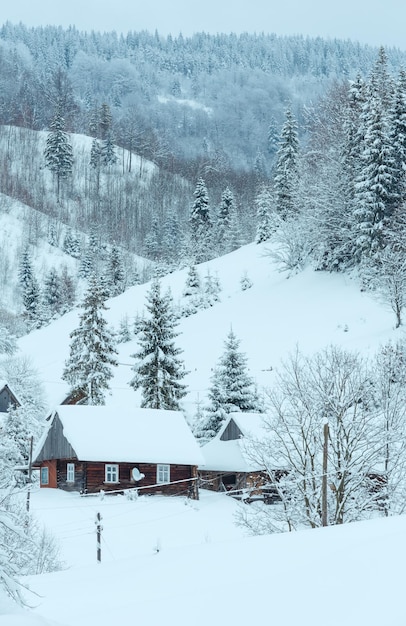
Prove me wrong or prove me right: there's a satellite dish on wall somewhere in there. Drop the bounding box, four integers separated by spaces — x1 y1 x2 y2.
131 467 145 482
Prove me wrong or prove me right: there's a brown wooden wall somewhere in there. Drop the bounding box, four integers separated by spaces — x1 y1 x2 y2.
53 460 198 497
41 460 57 488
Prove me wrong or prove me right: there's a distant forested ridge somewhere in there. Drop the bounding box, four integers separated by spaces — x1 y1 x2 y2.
1 23 405 173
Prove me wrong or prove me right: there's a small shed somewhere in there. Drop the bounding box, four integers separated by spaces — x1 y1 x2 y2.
33 405 205 498
0 381 21 413
199 413 272 499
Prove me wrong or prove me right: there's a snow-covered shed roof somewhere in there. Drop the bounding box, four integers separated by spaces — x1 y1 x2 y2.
200 413 267 472
0 380 22 410
217 412 267 440
34 405 205 466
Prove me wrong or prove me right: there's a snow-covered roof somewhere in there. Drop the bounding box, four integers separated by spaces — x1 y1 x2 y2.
217 412 267 440
36 405 205 466
201 438 263 472
0 380 22 407
200 413 267 472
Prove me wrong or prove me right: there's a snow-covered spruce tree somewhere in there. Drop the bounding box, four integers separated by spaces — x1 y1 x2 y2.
274 107 299 219
389 68 406 210
188 177 212 262
267 115 280 160
44 103 73 202
214 186 236 254
62 274 118 405
255 183 274 243
63 228 81 258
203 269 221 307
199 329 260 440
353 49 398 260
162 209 182 268
18 249 41 330
79 228 102 279
42 267 64 321
354 94 397 259
100 130 117 167
144 217 162 261
181 265 204 316
130 278 188 410
105 243 126 297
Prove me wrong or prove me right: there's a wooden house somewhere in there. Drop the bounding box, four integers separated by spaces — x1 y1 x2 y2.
199 413 273 500
33 405 205 499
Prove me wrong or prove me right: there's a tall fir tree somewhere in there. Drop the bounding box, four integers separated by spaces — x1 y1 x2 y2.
106 243 126 297
215 186 236 254
188 177 212 262
130 278 188 409
62 275 118 405
198 328 260 440
255 183 274 243
274 107 299 219
44 103 73 202
18 249 41 329
354 70 398 258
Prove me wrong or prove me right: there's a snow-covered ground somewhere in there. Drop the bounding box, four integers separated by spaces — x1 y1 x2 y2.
3 487 406 625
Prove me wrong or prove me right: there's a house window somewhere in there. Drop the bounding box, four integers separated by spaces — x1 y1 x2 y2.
67 463 75 483
157 464 170 484
105 464 119 483
40 466 49 485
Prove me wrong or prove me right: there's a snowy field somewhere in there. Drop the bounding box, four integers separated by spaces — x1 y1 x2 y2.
2 486 406 625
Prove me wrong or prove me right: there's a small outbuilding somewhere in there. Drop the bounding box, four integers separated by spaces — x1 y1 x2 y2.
0 381 21 413
199 413 272 500
33 405 205 499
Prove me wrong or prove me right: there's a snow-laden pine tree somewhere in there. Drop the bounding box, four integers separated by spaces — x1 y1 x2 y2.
203 269 221 307
62 275 118 405
188 177 212 262
18 249 41 330
44 103 73 202
106 243 125 297
130 278 188 410
354 86 397 259
198 329 260 440
389 68 406 207
42 267 63 321
214 186 236 254
255 183 274 243
274 107 299 219
181 265 204 316
63 228 81 258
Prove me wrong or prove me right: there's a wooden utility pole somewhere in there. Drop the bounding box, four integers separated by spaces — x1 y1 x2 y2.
26 435 34 514
322 421 329 527
95 512 102 563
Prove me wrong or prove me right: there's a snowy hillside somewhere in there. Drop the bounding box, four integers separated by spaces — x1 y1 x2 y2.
17 241 396 415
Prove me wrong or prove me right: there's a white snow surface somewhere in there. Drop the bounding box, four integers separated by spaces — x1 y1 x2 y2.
35 406 204 465
3 487 406 625
5 240 406 625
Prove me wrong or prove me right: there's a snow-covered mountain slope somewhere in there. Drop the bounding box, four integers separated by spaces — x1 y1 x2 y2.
17 242 396 415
